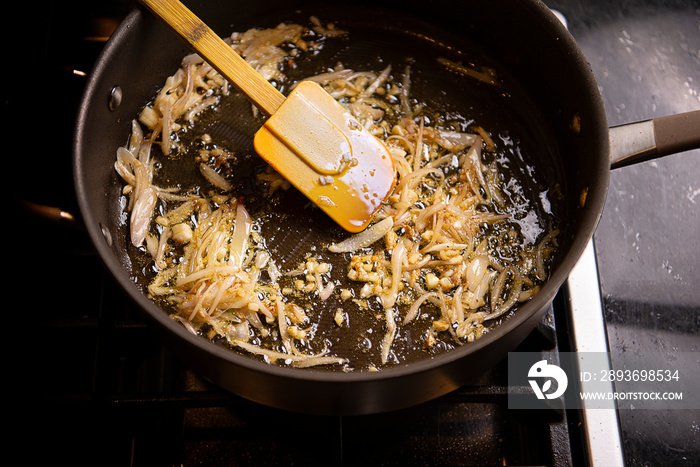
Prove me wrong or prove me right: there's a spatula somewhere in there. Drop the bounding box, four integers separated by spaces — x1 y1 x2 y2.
139 0 397 232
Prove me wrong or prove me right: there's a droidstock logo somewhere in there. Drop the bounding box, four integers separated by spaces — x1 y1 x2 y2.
528 360 569 400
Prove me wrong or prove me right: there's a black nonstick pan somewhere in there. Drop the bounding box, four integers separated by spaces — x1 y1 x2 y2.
73 0 699 415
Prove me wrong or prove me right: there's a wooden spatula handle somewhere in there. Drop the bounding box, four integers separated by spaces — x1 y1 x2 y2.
140 0 285 117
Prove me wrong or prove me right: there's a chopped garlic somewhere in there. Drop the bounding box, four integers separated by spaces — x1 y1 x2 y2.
287 325 307 340
425 273 439 289
334 308 346 326
171 223 193 244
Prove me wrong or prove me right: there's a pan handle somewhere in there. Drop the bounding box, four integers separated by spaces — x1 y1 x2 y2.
609 110 700 169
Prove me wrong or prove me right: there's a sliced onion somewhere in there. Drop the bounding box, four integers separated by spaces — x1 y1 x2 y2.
229 203 252 269
328 217 394 253
379 307 397 365
486 266 523 320
232 340 347 367
465 254 489 293
130 185 157 247
381 239 407 309
403 292 437 325
199 163 232 191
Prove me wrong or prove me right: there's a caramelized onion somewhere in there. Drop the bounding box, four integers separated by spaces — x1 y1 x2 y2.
328 217 394 253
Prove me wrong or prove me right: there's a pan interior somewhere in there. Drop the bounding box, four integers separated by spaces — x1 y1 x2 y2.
111 3 572 373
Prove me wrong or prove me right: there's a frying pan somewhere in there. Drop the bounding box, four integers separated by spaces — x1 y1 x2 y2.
73 0 699 415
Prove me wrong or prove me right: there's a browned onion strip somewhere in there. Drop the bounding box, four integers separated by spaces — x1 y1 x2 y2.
229 203 252 269
276 297 292 354
403 292 438 324
360 65 391 98
393 167 445 196
232 340 348 367
452 286 466 323
534 229 560 281
486 266 523 320
328 217 394 253
381 239 408 309
412 118 426 171
436 57 498 86
380 307 397 364
455 311 487 339
208 274 238 319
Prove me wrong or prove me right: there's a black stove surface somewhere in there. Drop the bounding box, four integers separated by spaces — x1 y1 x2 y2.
546 0 700 465
11 1 699 466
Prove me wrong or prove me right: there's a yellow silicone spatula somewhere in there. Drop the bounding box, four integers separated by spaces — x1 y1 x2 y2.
139 0 397 232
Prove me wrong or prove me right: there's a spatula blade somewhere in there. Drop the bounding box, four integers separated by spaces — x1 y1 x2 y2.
254 80 396 232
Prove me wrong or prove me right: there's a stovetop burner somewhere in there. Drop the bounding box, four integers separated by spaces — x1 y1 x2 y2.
12 0 698 466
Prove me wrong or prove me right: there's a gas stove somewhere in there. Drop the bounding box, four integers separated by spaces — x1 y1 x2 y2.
12 1 698 466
